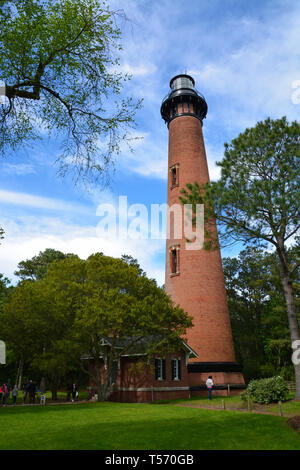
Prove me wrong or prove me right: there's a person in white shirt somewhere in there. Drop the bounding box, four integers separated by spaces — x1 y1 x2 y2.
206 376 214 400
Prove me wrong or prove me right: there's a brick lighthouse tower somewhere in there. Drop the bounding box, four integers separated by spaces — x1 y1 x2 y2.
161 75 245 394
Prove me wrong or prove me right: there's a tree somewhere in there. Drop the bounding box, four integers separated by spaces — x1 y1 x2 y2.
14 248 75 281
0 277 79 398
43 253 193 401
1 249 78 392
0 273 10 303
180 117 300 398
1 280 47 388
121 254 145 275
2 253 192 401
223 247 297 381
0 0 141 183
0 273 13 382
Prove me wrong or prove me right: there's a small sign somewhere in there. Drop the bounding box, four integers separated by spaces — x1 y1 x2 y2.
0 340 6 364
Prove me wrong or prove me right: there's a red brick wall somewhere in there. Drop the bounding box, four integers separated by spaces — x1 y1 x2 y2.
188 370 245 388
88 351 191 402
165 115 236 364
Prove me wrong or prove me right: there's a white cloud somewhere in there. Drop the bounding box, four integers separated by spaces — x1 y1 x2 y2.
0 189 90 214
116 131 167 179
118 62 157 77
0 215 165 286
2 163 36 176
205 144 223 182
113 0 300 181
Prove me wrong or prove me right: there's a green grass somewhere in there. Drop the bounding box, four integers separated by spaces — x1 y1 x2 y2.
0 402 299 450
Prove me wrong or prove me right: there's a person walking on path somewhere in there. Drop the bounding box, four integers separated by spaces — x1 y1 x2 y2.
206 376 214 401
71 383 78 402
2 383 9 405
12 385 18 405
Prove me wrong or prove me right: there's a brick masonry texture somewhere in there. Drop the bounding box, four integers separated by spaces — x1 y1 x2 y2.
165 115 237 364
88 353 192 402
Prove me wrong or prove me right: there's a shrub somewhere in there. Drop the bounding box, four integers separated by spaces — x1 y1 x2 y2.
243 376 289 404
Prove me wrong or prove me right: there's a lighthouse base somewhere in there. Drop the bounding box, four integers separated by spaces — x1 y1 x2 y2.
187 362 246 397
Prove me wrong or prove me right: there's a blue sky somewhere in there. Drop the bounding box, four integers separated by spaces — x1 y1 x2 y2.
0 0 299 285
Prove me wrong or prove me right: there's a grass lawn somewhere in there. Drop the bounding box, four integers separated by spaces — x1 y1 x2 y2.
0 402 299 450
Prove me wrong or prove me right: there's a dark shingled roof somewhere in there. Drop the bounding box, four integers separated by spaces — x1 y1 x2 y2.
98 335 198 358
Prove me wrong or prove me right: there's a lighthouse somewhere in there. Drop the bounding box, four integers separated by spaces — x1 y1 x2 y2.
161 74 245 393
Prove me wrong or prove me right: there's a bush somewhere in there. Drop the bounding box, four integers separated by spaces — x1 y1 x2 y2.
243 376 289 404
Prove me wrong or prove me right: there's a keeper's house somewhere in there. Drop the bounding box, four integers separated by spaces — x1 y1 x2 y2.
87 337 198 403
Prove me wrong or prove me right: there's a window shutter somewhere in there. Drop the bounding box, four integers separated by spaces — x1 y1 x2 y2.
155 359 159 380
178 359 181 380
162 359 166 380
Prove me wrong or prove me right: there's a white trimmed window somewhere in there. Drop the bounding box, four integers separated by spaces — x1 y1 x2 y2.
155 358 166 380
171 358 181 381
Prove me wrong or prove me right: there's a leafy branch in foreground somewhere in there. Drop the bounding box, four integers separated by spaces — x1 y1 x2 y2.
0 0 142 184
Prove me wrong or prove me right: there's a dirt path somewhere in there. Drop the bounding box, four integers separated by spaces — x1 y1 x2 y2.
1 400 91 408
174 402 296 417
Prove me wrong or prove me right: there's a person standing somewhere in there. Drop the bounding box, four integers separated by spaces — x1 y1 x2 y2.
2 383 9 405
12 385 18 405
206 376 214 400
71 383 78 402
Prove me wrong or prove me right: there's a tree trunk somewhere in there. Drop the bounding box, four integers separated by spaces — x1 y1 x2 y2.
95 358 108 401
51 376 60 400
94 357 113 402
40 377 46 393
16 357 23 389
277 246 300 400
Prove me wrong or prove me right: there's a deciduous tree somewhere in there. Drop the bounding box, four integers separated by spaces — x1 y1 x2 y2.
44 253 193 401
14 248 74 281
0 0 141 183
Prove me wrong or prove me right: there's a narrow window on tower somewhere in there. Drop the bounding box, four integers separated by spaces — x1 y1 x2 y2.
170 246 180 275
172 249 177 273
170 164 179 188
171 167 177 186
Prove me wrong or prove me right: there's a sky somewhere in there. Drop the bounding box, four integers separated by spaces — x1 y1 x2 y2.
0 0 299 286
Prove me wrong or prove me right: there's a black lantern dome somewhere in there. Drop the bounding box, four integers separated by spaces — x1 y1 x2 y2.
160 74 207 126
